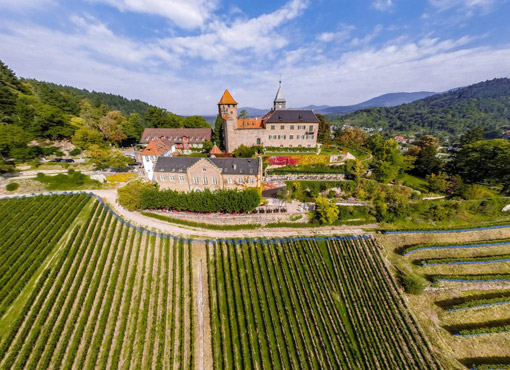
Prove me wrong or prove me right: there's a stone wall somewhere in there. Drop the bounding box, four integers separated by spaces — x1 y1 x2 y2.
225 120 319 153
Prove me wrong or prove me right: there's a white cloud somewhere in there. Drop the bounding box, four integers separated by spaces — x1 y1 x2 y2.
89 0 218 29
372 0 393 11
429 0 497 12
0 0 508 115
160 0 309 61
317 25 355 43
0 0 54 11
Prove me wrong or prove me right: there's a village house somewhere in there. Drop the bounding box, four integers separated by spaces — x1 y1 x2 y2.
141 128 212 151
220 83 320 153
153 157 262 192
140 138 175 181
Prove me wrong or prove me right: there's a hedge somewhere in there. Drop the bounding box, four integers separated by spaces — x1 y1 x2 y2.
419 253 510 266
140 188 261 213
403 240 510 256
431 274 510 283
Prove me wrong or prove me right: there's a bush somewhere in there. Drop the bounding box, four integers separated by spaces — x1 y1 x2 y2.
34 169 100 190
140 188 261 213
398 269 426 295
117 180 156 211
69 148 82 156
233 145 261 158
315 196 339 225
6 182 19 192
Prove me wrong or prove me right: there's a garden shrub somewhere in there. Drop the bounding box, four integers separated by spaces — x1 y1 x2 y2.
69 148 82 156
5 182 19 192
398 270 426 295
140 188 261 213
117 180 156 211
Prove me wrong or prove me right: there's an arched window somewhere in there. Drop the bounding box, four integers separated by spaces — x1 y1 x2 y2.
256 138 261 145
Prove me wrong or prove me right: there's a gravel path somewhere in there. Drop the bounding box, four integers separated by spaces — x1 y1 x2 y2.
0 189 376 239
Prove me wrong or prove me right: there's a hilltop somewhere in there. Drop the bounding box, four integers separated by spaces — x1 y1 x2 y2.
0 60 210 143
239 91 435 117
333 78 510 140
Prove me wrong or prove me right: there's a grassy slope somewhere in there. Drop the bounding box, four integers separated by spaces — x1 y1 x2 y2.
378 228 510 369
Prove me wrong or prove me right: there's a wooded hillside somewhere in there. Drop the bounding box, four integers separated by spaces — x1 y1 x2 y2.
333 78 510 141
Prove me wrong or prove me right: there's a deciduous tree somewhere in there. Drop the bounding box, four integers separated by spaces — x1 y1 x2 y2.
315 196 339 224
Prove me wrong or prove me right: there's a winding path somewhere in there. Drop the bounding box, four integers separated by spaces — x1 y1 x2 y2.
0 190 376 239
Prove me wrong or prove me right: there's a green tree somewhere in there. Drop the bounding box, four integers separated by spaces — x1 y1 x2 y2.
315 196 339 224
452 139 510 192
121 113 143 143
98 110 127 144
409 135 443 177
118 180 156 211
233 144 258 158
144 106 180 128
72 127 105 149
86 145 133 170
14 96 35 129
426 172 450 193
372 160 399 184
344 159 367 182
0 124 33 160
316 113 331 143
459 125 484 147
202 140 213 151
336 126 367 148
212 114 224 150
0 83 17 123
182 115 210 128
238 110 248 119
31 104 75 139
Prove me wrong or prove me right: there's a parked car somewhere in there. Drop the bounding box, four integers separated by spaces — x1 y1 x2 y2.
62 159 75 163
49 158 63 162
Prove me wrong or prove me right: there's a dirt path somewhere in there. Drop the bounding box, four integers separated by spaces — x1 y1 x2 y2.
1 190 375 239
198 259 205 370
91 190 375 239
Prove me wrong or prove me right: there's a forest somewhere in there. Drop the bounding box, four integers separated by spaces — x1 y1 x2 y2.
332 78 510 141
0 60 210 170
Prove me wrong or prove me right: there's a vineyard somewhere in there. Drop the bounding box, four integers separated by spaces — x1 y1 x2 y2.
0 194 195 370
207 236 440 370
0 193 449 369
387 228 510 370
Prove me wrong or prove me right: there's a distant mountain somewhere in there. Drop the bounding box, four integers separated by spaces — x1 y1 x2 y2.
238 91 436 117
335 78 510 140
238 107 270 117
323 92 436 114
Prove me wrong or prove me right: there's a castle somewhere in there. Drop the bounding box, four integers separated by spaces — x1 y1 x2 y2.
219 83 320 153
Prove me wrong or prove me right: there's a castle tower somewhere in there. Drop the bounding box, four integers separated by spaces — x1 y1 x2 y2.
273 79 286 110
218 89 238 153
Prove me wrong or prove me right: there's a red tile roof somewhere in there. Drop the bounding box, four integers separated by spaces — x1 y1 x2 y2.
218 89 238 105
141 128 212 144
210 144 222 155
237 117 264 129
141 138 173 156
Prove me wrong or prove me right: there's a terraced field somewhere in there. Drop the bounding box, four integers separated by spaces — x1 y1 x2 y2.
384 228 510 370
0 195 194 370
207 237 441 369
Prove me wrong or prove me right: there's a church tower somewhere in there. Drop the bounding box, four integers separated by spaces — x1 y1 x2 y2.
218 89 238 153
273 79 286 110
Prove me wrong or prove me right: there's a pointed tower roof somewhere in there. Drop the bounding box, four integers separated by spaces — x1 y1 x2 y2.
218 89 238 105
274 80 285 103
210 144 222 155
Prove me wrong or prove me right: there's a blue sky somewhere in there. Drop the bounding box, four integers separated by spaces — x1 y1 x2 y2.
0 0 509 115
